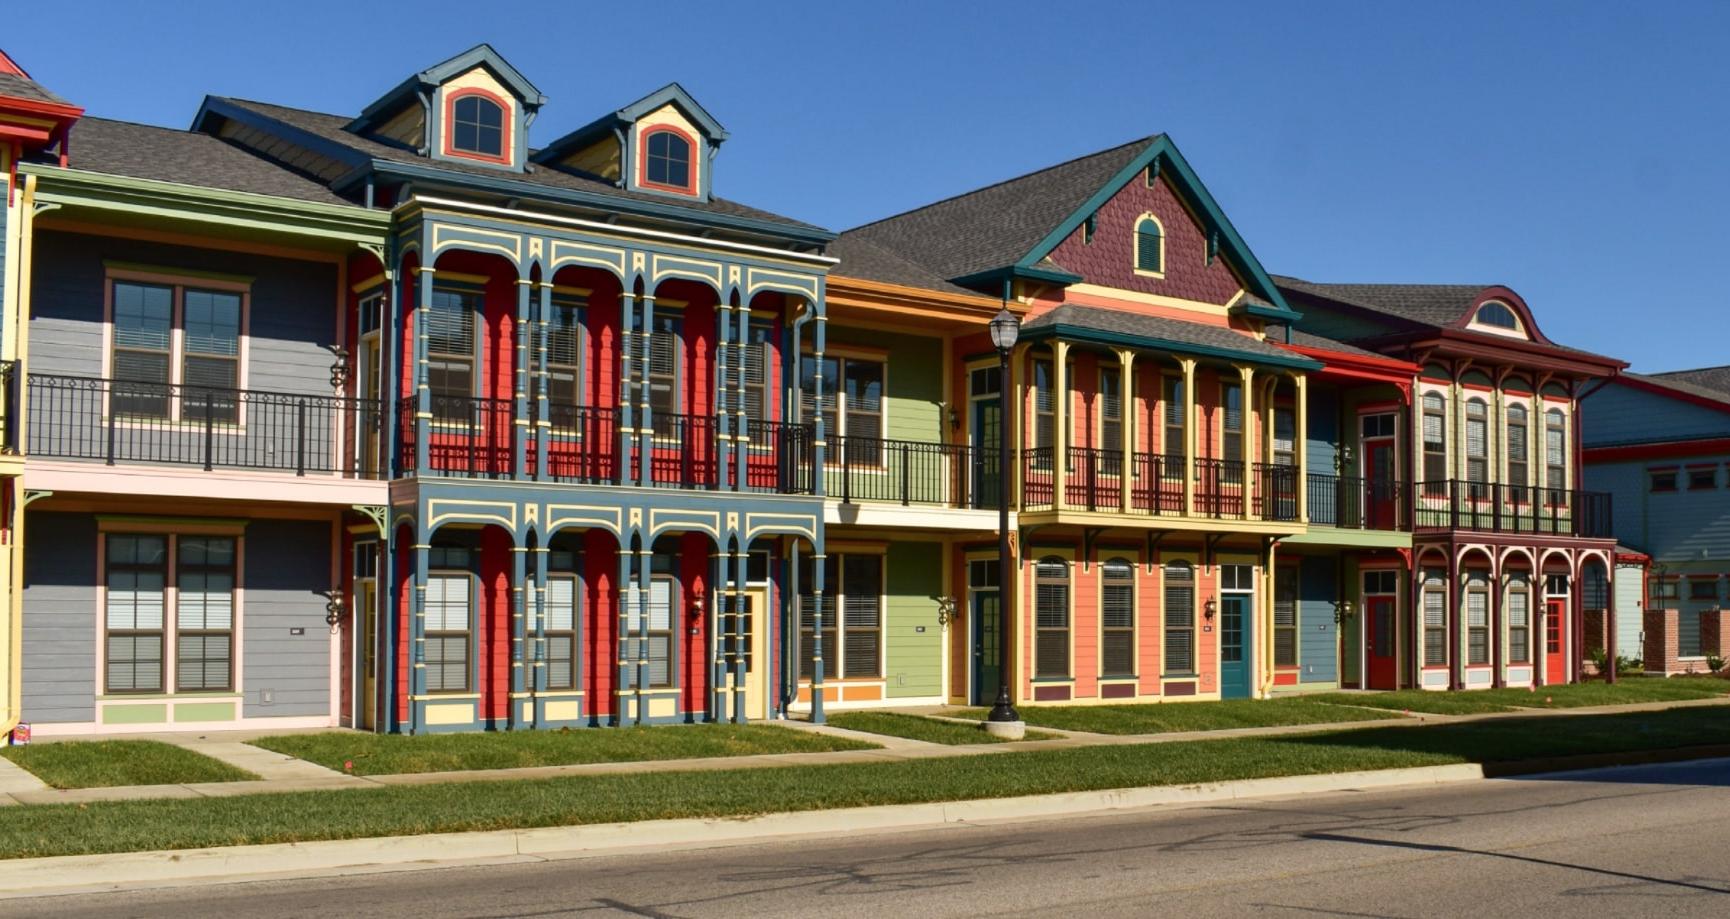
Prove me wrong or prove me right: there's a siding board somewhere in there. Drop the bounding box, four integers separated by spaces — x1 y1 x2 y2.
21 512 99 724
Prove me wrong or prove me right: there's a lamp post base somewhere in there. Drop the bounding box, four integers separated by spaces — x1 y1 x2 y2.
981 719 1026 741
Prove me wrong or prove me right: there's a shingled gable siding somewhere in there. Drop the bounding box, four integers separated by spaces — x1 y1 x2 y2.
28 230 337 391
241 519 333 718
20 512 99 725
1045 172 1241 305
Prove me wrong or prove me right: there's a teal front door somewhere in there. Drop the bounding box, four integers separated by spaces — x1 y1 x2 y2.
1220 594 1252 699
972 590 1001 705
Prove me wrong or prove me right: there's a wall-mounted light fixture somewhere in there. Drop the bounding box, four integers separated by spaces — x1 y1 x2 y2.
1331 598 1355 624
327 345 351 390
934 596 957 628
323 587 345 630
1204 597 1218 621
690 597 704 636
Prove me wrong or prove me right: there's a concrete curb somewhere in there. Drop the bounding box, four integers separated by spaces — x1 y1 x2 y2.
0 762 1490 898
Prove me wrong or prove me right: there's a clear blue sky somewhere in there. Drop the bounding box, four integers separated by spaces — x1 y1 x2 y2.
14 1 1728 372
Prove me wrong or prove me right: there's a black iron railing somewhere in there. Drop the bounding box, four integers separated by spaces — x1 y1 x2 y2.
831 436 999 508
0 361 17 455
28 373 378 476
1131 452 1186 514
1306 473 1406 530
1414 479 1613 537
1019 450 1298 521
1255 462 1300 522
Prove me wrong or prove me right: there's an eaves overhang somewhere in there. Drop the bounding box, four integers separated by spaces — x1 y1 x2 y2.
1019 321 1323 372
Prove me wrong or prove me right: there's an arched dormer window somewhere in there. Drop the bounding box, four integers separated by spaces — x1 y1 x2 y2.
451 93 505 159
1470 301 1523 335
644 129 693 192
1135 216 1164 274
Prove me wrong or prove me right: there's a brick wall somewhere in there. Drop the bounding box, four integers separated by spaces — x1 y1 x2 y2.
1645 607 1729 674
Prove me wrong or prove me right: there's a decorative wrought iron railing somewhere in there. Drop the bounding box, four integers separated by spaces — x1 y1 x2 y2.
1414 479 1613 537
1305 473 1406 530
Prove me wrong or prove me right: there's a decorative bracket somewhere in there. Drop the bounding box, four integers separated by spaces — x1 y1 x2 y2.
21 490 53 508
1144 530 1168 571
352 504 388 537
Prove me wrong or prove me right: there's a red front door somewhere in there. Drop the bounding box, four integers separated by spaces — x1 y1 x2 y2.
1366 595 1398 690
1366 439 1396 529
1544 598 1567 685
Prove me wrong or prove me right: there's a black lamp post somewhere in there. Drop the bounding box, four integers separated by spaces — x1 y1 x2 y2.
987 307 1021 725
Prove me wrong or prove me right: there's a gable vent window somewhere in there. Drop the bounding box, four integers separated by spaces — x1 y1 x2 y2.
1475 302 1519 330
1135 217 1163 273
645 130 692 190
452 94 504 158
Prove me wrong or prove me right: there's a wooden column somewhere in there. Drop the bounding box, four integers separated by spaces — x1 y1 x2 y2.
1295 373 1309 522
534 281 551 480
1181 359 1197 516
617 290 636 486
509 544 527 727
1118 349 1135 513
1052 340 1070 509
513 277 532 478
637 295 656 485
1239 365 1255 521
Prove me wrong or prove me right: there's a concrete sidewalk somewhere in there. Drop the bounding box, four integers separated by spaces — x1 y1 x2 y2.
2 695 1724 806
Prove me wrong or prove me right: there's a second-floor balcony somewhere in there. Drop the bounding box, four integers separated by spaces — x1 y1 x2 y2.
1306 473 1407 531
1415 479 1614 538
1021 447 1301 522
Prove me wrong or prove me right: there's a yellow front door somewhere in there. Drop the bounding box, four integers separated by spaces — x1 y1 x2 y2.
743 587 769 719
358 578 377 730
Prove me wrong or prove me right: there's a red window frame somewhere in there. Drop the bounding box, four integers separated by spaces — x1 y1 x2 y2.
637 125 698 195
442 88 513 166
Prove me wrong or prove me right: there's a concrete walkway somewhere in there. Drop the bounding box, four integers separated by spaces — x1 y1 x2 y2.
2 695 1724 806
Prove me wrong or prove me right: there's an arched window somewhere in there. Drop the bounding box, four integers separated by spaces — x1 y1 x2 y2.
1422 392 1447 492
1474 301 1519 330
1422 569 1447 666
1163 560 1195 673
1507 574 1531 665
1465 398 1488 486
1101 559 1135 677
451 94 504 158
1035 558 1070 679
1135 217 1163 273
1545 408 1566 493
1506 403 1529 497
645 129 692 189
1465 571 1490 666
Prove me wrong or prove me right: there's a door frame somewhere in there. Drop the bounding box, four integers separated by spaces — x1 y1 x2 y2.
742 585 770 720
357 330 382 477
966 553 1001 706
967 361 1004 509
1218 573 1255 699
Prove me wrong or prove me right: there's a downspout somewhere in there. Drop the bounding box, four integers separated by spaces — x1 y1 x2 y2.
783 301 814 715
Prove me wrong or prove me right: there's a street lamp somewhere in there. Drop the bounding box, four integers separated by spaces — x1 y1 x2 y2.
987 307 1022 731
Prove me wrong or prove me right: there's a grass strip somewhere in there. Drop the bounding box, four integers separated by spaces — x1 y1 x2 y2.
1479 679 1728 709
825 712 1059 745
250 723 876 776
0 740 256 789
4 706 1723 860
949 698 1403 734
1309 690 1521 715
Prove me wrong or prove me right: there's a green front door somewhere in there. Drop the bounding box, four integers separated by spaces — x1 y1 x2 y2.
1220 594 1252 699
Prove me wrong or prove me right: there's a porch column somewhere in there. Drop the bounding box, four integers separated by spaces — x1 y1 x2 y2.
1239 365 1255 521
617 290 636 486
513 278 533 479
1450 560 1464 691
531 543 549 728
409 535 430 734
510 543 528 727
1011 343 1026 509
413 268 435 473
1052 340 1070 509
534 281 552 480
638 295 656 485
732 547 750 723
809 552 828 724
1490 554 1503 688
1181 359 1197 516
615 548 633 725
715 298 734 491
812 312 828 494
709 551 726 721
1295 373 1309 522
1118 349 1135 514
733 298 752 493
636 544 653 725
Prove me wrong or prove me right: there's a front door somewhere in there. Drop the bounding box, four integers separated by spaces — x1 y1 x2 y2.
359 334 382 477
971 589 1002 705
970 366 1003 510
1366 595 1397 690
1220 594 1252 699
1366 438 1396 529
741 587 769 719
1544 597 1567 685
357 578 377 730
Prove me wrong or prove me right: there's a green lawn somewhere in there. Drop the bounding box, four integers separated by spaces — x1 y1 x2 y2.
1310 690 1521 715
950 698 1402 735
0 740 255 789
251 723 877 776
1 707 1725 859
825 712 1059 745
1314 678 1729 716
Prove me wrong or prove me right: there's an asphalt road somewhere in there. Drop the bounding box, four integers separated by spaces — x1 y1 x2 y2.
12 757 1730 918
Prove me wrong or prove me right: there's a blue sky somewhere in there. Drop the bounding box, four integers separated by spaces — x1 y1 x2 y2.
13 1 1728 371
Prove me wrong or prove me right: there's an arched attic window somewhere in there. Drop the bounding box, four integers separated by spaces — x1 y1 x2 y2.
451 94 505 158
644 129 693 191
1135 216 1164 274
1471 301 1522 334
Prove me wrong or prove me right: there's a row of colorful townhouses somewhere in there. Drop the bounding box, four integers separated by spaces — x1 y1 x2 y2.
0 45 1639 737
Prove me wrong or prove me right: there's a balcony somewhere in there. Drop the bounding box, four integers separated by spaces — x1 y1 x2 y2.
28 374 381 477
1022 448 1300 522
397 395 817 494
829 436 1001 509
1306 473 1406 530
0 360 18 458
1414 479 1613 538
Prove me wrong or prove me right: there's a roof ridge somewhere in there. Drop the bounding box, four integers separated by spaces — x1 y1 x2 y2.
1648 364 1730 378
844 134 1159 234
221 96 355 123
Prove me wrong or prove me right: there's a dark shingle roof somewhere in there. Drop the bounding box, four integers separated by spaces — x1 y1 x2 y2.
1023 303 1310 366
0 71 69 106
1625 368 1730 407
826 235 977 296
64 117 351 205
1284 328 1394 360
844 136 1160 281
215 98 827 233
1273 276 1488 327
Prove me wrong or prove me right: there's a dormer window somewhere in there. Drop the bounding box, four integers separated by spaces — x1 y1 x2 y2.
1470 301 1523 335
1134 215 1164 275
451 93 505 158
643 128 693 192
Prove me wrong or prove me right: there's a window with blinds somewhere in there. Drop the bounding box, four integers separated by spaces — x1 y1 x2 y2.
1422 392 1447 491
105 534 168 693
182 289 242 423
1465 399 1488 485
176 536 235 692
428 287 478 420
1507 579 1531 664
1273 407 1296 466
646 576 675 687
1033 360 1055 469
545 569 578 690
1545 409 1566 492
1100 369 1124 458
1163 561 1195 674
1222 383 1243 462
1163 376 1185 472
797 554 881 680
1035 558 1070 679
424 571 472 693
1274 567 1298 667
1423 572 1447 666
741 324 772 426
1466 577 1489 665
799 356 839 445
801 355 884 463
541 296 583 427
646 311 681 435
1101 559 1135 677
1135 217 1163 273
1507 403 1528 496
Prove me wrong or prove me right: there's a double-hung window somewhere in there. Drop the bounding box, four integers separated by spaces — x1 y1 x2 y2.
740 324 773 428
1507 577 1531 664
111 279 244 421
1507 403 1529 501
1273 407 1296 467
1464 399 1489 495
1100 368 1124 461
1101 559 1135 677
803 355 884 464
1222 382 1244 483
1032 360 1055 470
1466 575 1490 665
105 535 168 693
542 295 584 429
645 309 682 436
1034 558 1070 679
1163 376 1185 475
1422 393 1447 494
176 537 235 692
544 550 579 690
1423 571 1447 666
427 287 478 421
798 553 883 679
646 555 676 687
424 546 473 693
1544 408 1567 496
1163 561 1195 674
1274 567 1298 667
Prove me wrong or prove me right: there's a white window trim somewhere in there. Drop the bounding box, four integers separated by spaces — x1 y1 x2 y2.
1132 212 1166 279
103 268 253 427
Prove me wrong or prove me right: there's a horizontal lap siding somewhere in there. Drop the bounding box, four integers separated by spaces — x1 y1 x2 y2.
1138 563 1163 695
1582 380 1730 448
885 542 941 698
21 512 99 724
825 326 943 442
1614 564 1643 658
1298 555 1338 683
242 519 333 717
1071 562 1099 696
